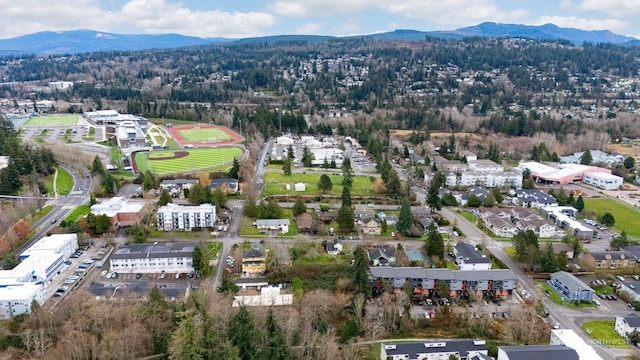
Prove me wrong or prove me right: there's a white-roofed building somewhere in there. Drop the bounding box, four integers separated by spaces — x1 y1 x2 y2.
518 161 612 185
156 203 216 231
550 329 603 360
583 172 623 190
90 197 148 227
116 121 147 149
0 234 78 319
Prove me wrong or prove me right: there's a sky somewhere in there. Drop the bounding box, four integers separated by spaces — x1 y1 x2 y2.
1 0 640 40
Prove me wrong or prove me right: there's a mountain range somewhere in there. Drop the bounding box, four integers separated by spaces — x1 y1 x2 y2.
0 22 637 55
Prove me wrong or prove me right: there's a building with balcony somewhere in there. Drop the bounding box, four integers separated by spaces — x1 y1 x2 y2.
156 203 216 231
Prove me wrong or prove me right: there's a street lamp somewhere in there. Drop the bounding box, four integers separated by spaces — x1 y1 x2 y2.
112 286 122 299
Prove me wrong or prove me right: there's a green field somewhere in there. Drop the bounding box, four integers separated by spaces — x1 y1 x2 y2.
263 172 376 197
24 115 79 126
582 320 628 349
135 147 242 175
177 127 233 142
584 197 640 238
64 205 91 223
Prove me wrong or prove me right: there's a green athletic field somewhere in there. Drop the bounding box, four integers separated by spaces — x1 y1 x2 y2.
23 115 79 126
177 127 233 142
134 147 242 175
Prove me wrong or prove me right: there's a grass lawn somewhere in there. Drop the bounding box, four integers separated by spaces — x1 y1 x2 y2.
459 211 474 223
110 147 123 168
593 286 614 295
582 320 628 349
207 242 221 259
23 115 78 126
177 127 233 142
55 166 73 195
446 261 458 270
538 282 597 308
134 147 242 175
28 205 53 225
64 205 90 223
239 217 261 236
584 197 640 238
503 246 518 260
263 172 376 197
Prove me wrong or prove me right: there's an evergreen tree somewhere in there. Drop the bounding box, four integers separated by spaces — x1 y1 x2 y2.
282 158 292 176
317 174 333 192
386 170 402 200
556 251 568 271
0 161 22 195
424 226 444 259
287 145 294 159
301 146 312 167
491 187 504 204
426 172 445 210
291 197 307 217
263 309 291 360
158 189 173 206
396 199 412 235
483 193 497 207
467 193 482 208
600 212 615 226
353 246 372 297
229 157 240 179
143 170 157 190
228 306 260 360
132 223 147 243
169 310 205 360
580 149 593 165
540 242 558 273
512 230 539 258
341 185 352 207
487 142 500 163
575 195 585 212
611 230 630 250
624 156 636 169
336 205 355 233
91 155 105 175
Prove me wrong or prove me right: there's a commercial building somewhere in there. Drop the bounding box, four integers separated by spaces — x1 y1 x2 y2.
518 161 612 185
615 314 640 339
582 172 623 190
370 267 516 298
454 242 491 271
497 345 579 360
541 206 593 239
550 329 603 360
0 234 78 319
90 196 147 227
547 271 594 302
109 242 196 274
156 203 216 231
116 121 147 149
83 110 148 127
381 340 489 360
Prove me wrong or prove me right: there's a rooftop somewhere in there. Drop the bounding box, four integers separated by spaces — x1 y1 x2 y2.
499 345 579 360
551 271 594 294
383 339 487 358
110 242 197 260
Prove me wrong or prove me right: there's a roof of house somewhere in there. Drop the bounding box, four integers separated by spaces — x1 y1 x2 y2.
470 354 493 360
514 189 558 204
243 242 266 259
588 251 637 261
551 271 594 293
208 178 239 190
454 243 490 264
499 345 579 360
383 340 487 358
368 247 396 260
326 239 343 253
110 242 197 260
161 179 198 185
295 213 313 229
419 217 433 228
369 267 516 282
620 314 640 328
623 246 640 259
255 219 290 226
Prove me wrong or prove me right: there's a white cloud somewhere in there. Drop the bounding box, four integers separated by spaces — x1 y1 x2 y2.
270 0 375 17
572 0 640 17
534 15 628 32
295 22 324 35
0 0 276 39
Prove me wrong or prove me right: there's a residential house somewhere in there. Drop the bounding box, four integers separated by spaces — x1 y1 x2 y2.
513 189 558 208
208 178 239 194
255 219 290 234
551 243 575 260
584 251 637 269
325 239 344 255
160 179 198 197
548 271 594 302
418 218 434 233
454 242 491 271
377 211 398 225
295 213 313 233
381 340 489 360
242 242 267 274
517 218 556 238
370 267 516 298
484 215 518 237
510 207 541 221
615 314 640 339
368 247 396 266
361 217 381 235
497 345 579 360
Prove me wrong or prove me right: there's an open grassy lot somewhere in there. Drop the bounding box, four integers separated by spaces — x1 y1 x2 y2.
582 320 628 349
27 205 53 225
56 167 73 195
584 197 640 238
263 172 376 197
134 147 242 175
64 205 91 223
177 127 233 142
24 115 78 126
